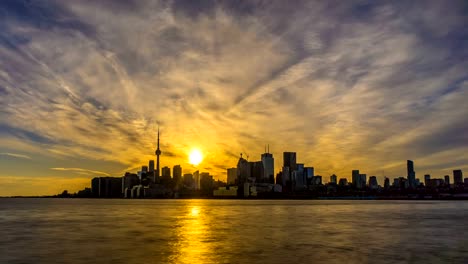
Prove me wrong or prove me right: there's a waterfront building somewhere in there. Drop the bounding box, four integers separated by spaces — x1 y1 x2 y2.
261 148 274 182
162 166 171 180
183 173 194 188
237 154 251 184
407 160 416 188
453 170 463 185
330 174 337 184
338 178 348 186
193 170 200 190
173 165 182 185
122 173 139 195
282 166 290 187
352 170 360 188
359 174 367 189
283 152 297 171
304 167 314 184
227 168 237 185
91 177 121 198
424 174 431 186
369 176 378 189
384 177 390 189
444 175 450 186
149 160 154 172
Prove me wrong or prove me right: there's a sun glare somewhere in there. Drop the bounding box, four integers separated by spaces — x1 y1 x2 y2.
189 149 203 166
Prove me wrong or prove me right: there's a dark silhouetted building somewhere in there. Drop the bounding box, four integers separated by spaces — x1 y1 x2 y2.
407 160 416 188
183 173 194 188
352 170 360 188
384 177 390 189
261 149 274 181
330 174 337 184
162 166 170 177
91 177 121 198
338 178 348 186
149 160 155 173
453 170 463 185
304 167 314 185
283 152 297 172
369 176 378 189
237 154 251 184
359 174 367 189
122 173 139 197
251 161 264 181
227 168 237 185
173 165 182 185
444 175 450 186
424 174 431 186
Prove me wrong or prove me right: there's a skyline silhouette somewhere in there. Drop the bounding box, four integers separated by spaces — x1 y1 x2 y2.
0 1 467 196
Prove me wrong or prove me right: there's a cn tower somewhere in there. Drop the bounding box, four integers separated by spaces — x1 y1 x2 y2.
155 127 161 183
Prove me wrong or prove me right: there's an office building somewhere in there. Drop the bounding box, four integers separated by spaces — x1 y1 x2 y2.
444 175 450 186
352 170 360 187
407 160 416 188
338 178 348 186
227 168 237 185
330 174 337 184
453 170 463 185
369 176 378 189
424 174 431 186
283 152 297 172
173 165 182 184
149 160 155 172
261 150 274 181
193 170 200 190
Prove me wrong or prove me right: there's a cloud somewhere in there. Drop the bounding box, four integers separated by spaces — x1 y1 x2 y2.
0 152 32 159
50 168 110 176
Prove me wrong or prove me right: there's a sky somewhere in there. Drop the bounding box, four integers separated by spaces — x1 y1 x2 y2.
0 0 467 196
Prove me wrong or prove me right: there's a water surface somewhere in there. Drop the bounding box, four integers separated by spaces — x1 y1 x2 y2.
0 199 467 263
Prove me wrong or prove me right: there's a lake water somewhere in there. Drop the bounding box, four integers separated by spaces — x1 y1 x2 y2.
0 199 467 264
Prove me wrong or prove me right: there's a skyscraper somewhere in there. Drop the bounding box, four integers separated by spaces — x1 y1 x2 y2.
173 165 182 185
444 175 450 186
193 170 200 190
155 127 162 183
369 176 378 189
149 160 154 173
261 147 274 181
453 169 463 185
162 166 170 180
283 152 297 172
384 177 390 189
304 167 314 185
352 170 360 188
424 174 431 186
359 174 367 189
407 160 416 188
330 174 337 184
227 168 237 185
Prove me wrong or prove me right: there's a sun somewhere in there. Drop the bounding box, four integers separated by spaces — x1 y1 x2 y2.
189 149 203 166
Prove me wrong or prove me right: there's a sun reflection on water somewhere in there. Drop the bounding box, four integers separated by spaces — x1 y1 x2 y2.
170 201 216 264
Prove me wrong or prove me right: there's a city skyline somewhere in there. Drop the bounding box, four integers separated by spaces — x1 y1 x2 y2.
1 1 467 196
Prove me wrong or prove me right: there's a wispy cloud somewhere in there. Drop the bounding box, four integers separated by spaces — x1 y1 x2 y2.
50 168 110 176
0 152 32 159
